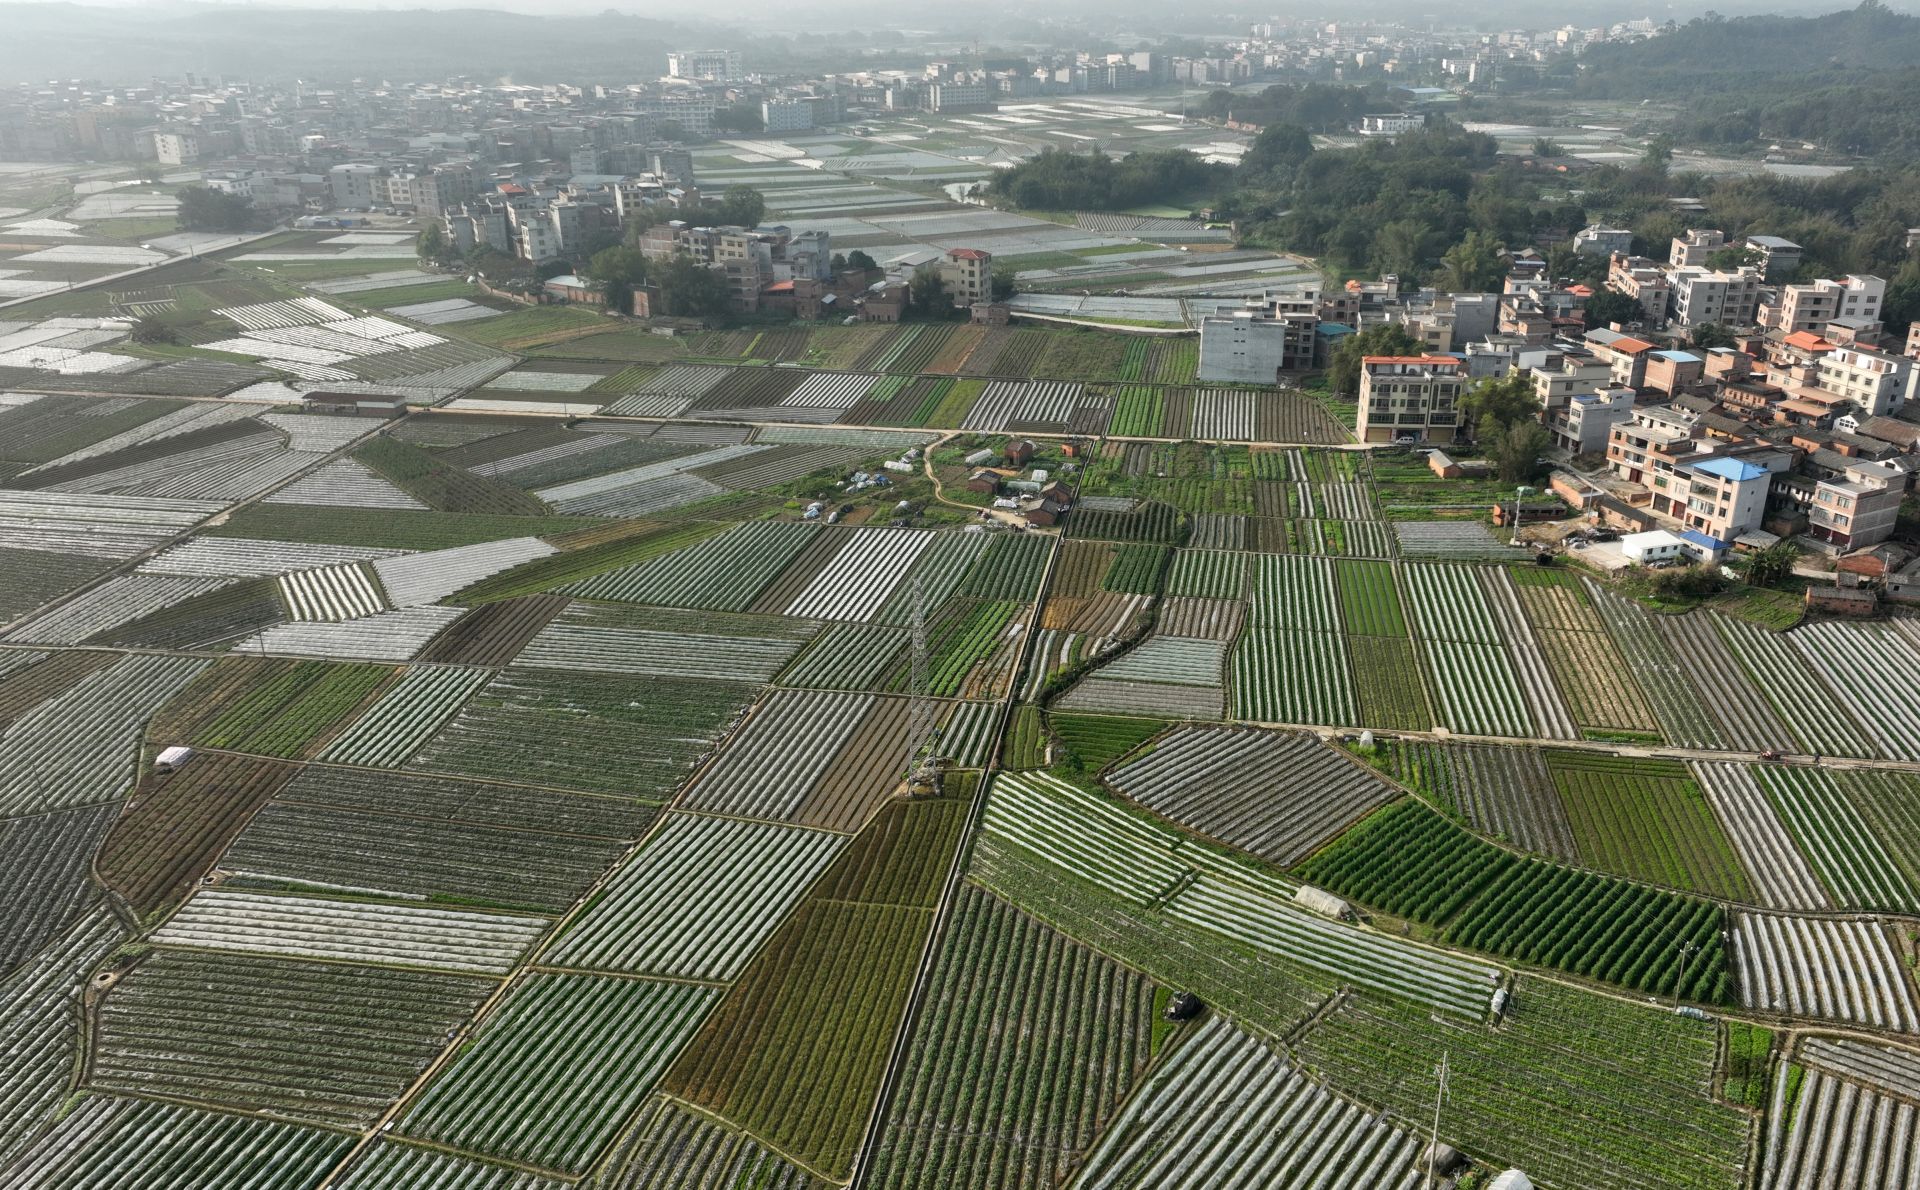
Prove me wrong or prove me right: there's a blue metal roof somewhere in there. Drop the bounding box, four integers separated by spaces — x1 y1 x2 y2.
1680 528 1729 550
1317 322 1356 337
1690 456 1767 483
1653 349 1701 363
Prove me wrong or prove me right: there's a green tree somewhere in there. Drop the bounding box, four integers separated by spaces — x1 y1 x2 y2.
1439 230 1506 292
1705 245 1763 271
586 243 651 312
1240 122 1313 181
1458 371 1538 440
1690 321 1739 349
714 185 766 229
991 263 1018 301
1642 135 1675 173
1549 243 1609 287
906 265 952 319
1484 419 1551 483
130 316 178 345
1327 323 1422 396
845 249 878 272
654 253 732 318
1744 540 1799 587
1584 289 1645 329
416 222 450 263
175 185 253 232
1532 136 1563 157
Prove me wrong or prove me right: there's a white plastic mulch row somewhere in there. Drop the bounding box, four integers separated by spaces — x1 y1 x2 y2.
277 563 389 622
535 444 767 507
784 528 933 623
140 536 406 579
232 607 463 662
257 412 379 454
152 889 546 975
29 403 258 476
371 538 557 608
0 491 220 560
1733 912 1918 1032
782 372 880 410
3 574 231 646
485 371 601 393
264 459 426 510
543 814 846 981
214 296 348 331
468 433 628 479
386 299 502 325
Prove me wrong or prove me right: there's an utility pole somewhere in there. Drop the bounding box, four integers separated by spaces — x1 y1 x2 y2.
905 574 937 784
1427 1050 1449 1190
1674 939 1699 1009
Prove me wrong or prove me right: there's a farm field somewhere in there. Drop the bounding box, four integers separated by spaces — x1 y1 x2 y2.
9 231 1920 1190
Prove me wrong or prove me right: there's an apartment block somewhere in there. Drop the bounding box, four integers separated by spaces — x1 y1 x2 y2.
1668 266 1762 330
1809 461 1903 550
667 50 744 83
761 100 814 133
1760 275 1886 336
1814 344 1914 418
1198 289 1318 382
1573 224 1633 255
1548 386 1636 455
1744 235 1803 281
1669 228 1727 269
1606 253 1671 325
1356 355 1468 444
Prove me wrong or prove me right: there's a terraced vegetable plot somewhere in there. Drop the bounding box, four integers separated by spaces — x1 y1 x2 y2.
1379 741 1574 859
316 664 489 767
545 814 845 980
1715 615 1874 757
0 906 124 1170
186 658 393 759
594 1098 822 1190
868 885 1155 1190
409 668 755 799
1690 762 1827 911
333 1141 572 1190
94 752 298 914
0 803 115 973
1753 764 1920 912
1296 979 1749 1190
4 1096 353 1190
1299 800 1730 1003
1545 750 1750 899
1078 1016 1422 1190
664 793 963 1178
220 792 624 913
401 972 719 1174
1760 1065 1920 1189
1511 572 1656 736
1107 726 1396 866
1731 912 1917 1031
152 888 547 974
91 950 493 1128
567 520 819 610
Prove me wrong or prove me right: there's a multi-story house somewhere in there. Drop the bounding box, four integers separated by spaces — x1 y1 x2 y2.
938 247 993 307
1744 235 1803 281
1606 253 1670 325
1356 355 1468 444
1547 386 1636 455
1668 266 1763 329
1759 275 1886 335
1573 224 1633 255
1809 461 1904 550
1198 288 1319 382
1669 228 1728 269
1814 344 1914 419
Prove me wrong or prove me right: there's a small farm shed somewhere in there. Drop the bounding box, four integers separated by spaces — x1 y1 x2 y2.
1621 529 1689 565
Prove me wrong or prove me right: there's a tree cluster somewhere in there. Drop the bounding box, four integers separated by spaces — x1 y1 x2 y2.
985 148 1227 213
175 185 255 233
